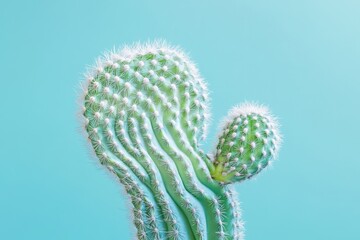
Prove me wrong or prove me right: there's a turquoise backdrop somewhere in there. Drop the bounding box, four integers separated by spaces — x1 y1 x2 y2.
1 0 359 239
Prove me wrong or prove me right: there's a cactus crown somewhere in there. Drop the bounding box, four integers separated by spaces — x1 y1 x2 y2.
81 41 281 240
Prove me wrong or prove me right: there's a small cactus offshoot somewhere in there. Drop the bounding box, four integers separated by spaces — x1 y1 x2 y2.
80 41 282 240
211 103 281 184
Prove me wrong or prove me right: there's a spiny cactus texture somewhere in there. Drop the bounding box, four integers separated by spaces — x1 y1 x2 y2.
81 41 282 240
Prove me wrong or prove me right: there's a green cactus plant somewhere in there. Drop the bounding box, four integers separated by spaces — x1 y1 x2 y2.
81 41 281 240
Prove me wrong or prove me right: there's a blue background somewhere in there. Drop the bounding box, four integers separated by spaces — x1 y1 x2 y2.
1 0 359 239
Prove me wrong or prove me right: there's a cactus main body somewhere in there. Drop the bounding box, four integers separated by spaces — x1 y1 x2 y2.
81 41 281 240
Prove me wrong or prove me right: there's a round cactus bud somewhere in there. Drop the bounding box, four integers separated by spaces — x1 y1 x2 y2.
211 103 282 184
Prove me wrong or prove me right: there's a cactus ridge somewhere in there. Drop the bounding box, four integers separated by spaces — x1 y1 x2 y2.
81 41 281 240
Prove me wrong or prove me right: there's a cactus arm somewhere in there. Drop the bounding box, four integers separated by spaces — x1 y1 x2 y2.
210 103 282 184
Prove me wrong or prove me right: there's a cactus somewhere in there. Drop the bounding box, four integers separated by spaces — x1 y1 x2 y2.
81 41 281 240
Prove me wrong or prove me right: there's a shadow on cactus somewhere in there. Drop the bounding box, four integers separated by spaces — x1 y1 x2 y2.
81 41 282 240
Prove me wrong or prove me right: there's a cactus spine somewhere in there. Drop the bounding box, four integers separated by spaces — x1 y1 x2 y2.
81 41 281 240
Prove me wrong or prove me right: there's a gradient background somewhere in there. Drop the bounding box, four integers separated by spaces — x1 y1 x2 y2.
1 1 359 239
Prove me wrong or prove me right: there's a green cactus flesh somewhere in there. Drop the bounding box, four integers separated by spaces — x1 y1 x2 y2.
81 41 281 240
